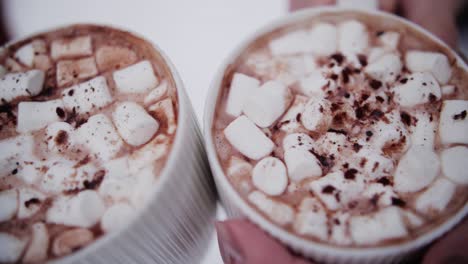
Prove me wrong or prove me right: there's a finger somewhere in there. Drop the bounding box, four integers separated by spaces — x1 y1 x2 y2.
423 218 468 264
289 0 335 12
402 0 459 48
216 219 312 264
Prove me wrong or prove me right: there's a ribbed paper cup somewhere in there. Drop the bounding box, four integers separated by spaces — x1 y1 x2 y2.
204 7 468 264
4 24 217 264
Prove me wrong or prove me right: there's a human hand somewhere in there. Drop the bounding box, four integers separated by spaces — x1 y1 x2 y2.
216 218 468 264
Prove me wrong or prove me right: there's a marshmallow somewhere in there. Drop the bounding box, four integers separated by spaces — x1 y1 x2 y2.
128 134 168 174
275 55 318 85
56 57 98 87
62 76 113 114
17 188 46 219
284 148 322 182
75 114 123 161
355 148 394 179
17 99 64 133
40 160 76 193
330 212 352 245
350 207 408 245
407 112 434 150
394 146 440 193
15 43 35 67
298 71 328 97
148 98 177 134
30 39 47 54
0 189 17 222
368 47 388 63
415 178 456 215
309 171 365 211
405 51 452 84
5 57 24 72
227 156 253 179
279 95 307 133
99 176 136 202
113 60 159 94
46 190 105 228
243 80 291 128
314 132 348 155
0 233 27 263
225 73 260 117
439 100 468 145
441 85 456 96
402 210 424 228
101 203 135 232
130 166 157 207
293 197 328 240
252 157 288 196
144 80 168 106
52 228 94 257
441 146 468 184
269 30 312 55
15 158 44 185
95 45 137 71
301 98 332 132
0 135 34 178
377 32 400 50
338 20 369 55
104 156 130 179
224 116 274 160
248 191 294 226
45 122 76 154
22 223 49 263
393 72 441 107
34 55 52 71
309 23 338 56
363 183 398 207
112 101 159 146
51 36 93 60
364 53 402 83
369 111 410 151
283 132 314 151
0 70 45 103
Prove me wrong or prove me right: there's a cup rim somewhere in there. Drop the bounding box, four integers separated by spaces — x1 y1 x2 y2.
203 6 468 259
4 22 190 263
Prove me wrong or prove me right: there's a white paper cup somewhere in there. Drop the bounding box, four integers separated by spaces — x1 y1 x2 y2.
3 24 217 264
204 7 468 264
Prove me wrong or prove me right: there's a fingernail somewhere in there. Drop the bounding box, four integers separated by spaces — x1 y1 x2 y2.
215 221 245 264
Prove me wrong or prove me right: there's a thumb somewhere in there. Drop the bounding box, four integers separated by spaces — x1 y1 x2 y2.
215 219 311 264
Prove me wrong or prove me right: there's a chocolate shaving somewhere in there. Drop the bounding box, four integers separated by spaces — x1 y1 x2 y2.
83 170 106 190
330 74 338 81
391 197 406 207
344 168 358 180
399 78 408 84
370 109 384 120
352 143 362 152
376 96 385 103
366 131 373 137
453 110 467 120
400 112 412 126
377 177 391 186
296 113 302 122
322 185 336 194
11 168 18 175
369 79 382 90
342 67 351 83
56 107 66 118
24 198 41 208
330 53 345 65
428 93 437 103
55 130 68 145
357 54 368 67
328 128 347 135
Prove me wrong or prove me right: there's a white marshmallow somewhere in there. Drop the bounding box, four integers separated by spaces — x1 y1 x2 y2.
103 156 130 179
15 43 35 67
402 210 425 228
0 135 34 178
330 212 352 245
405 51 452 84
269 30 312 55
22 223 49 263
314 132 348 155
298 71 328 98
227 156 253 179
393 72 441 107
95 45 137 71
248 190 294 226
40 160 76 194
283 132 314 151
284 148 322 182
243 80 291 128
99 176 136 202
309 171 365 211
338 20 369 55
350 207 408 245
252 157 288 196
368 47 388 63
301 98 332 133
439 100 468 145
62 76 113 114
56 57 98 87
441 85 456 96
17 99 64 133
148 98 176 134
364 53 402 83
410 111 436 149
355 148 394 179
130 166 157 207
441 146 468 184
224 116 274 160
0 189 18 222
75 114 123 161
52 228 94 257
128 134 168 174
308 23 338 56
51 35 92 60
112 101 159 146
226 73 260 117
15 158 44 185
394 146 440 193
369 111 410 151
363 183 398 206
17 188 46 219
113 60 159 94
143 80 168 106
101 203 135 232
293 197 328 240
0 70 45 103
5 57 24 72
45 122 76 154
279 95 308 133
415 178 456 214
46 190 105 228
377 32 400 50
0 233 27 263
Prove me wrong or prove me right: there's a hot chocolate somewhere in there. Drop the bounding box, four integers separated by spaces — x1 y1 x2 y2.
212 12 468 248
0 25 178 262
